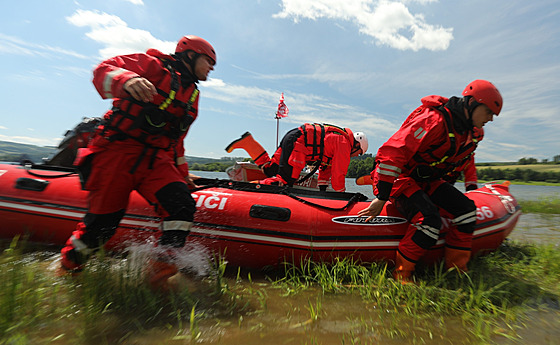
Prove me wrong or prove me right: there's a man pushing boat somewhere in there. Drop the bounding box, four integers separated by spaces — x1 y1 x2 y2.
59 35 216 291
358 80 504 283
225 123 368 192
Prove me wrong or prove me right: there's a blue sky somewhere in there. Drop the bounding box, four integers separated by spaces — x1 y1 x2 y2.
1 0 559 162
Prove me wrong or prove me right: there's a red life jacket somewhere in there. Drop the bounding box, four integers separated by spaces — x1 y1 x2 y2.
298 123 353 165
405 104 479 181
102 59 199 150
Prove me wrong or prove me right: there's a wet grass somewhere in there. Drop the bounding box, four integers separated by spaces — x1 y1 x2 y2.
271 241 560 344
0 237 243 344
0 238 559 344
518 197 560 214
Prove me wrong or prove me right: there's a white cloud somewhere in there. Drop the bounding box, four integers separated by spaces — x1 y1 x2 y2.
66 10 175 59
124 0 144 5
0 126 7 130
201 77 399 138
273 0 452 51
0 33 88 59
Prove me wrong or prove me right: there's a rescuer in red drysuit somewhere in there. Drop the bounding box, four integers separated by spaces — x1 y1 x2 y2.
225 123 368 192
59 35 216 290
358 80 503 283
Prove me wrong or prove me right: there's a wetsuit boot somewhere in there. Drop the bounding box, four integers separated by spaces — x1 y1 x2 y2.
444 247 470 272
146 258 179 291
393 251 416 284
225 132 270 166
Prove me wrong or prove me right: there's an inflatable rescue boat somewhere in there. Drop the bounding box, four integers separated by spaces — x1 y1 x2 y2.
0 162 521 268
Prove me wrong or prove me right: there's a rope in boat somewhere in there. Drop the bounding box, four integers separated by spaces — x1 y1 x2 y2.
191 178 368 211
279 188 366 211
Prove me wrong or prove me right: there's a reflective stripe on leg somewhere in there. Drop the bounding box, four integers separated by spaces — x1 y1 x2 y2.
453 210 477 226
70 235 94 256
162 220 193 232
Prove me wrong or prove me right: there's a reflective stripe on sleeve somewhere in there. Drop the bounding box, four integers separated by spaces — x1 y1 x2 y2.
377 163 401 178
103 68 129 98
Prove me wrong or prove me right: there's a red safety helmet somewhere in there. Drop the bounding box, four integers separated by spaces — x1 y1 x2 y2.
462 80 503 115
176 35 216 65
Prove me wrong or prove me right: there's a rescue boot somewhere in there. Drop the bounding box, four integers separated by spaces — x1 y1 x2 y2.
225 132 270 166
393 251 416 284
58 237 93 276
444 247 470 272
146 259 179 292
56 251 85 277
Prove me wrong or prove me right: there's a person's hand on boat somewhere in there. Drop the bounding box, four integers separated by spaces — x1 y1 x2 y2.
124 77 157 103
357 198 387 222
185 173 200 189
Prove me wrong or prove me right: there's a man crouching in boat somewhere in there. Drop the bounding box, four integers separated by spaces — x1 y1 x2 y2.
358 80 503 283
226 123 368 192
59 36 216 290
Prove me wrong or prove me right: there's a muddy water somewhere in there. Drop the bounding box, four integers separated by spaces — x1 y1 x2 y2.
124 211 560 344
110 177 560 343
509 213 560 244
93 210 559 345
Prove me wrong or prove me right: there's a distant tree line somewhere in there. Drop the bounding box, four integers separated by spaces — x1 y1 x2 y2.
188 153 560 183
190 162 234 172
190 158 251 172
346 154 375 178
477 168 560 183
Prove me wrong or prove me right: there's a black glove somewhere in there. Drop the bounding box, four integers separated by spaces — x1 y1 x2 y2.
465 184 478 191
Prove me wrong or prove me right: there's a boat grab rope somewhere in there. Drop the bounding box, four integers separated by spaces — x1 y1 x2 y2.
279 189 366 211
24 164 77 179
191 178 368 211
468 182 517 214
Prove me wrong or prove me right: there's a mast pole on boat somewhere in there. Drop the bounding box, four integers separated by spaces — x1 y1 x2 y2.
275 114 279 148
275 92 289 148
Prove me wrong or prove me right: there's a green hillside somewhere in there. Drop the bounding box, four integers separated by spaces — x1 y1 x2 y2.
0 141 56 163
0 140 242 167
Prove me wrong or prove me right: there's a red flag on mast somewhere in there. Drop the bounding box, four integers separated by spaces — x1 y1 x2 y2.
276 93 289 118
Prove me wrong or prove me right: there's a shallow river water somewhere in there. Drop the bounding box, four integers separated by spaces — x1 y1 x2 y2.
165 172 559 344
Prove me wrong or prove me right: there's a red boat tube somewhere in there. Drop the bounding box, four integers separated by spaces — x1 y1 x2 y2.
0 163 521 268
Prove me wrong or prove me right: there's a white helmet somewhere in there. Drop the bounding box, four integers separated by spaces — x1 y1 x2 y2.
353 131 368 154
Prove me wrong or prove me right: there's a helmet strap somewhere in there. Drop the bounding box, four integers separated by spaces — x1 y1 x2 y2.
351 139 362 155
464 96 481 128
172 52 198 83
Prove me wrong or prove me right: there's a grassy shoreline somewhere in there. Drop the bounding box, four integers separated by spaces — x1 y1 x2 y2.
482 180 560 187
1 237 559 344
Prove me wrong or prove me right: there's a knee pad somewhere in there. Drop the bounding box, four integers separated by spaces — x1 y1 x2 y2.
399 191 442 250
155 182 196 221
411 215 442 249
